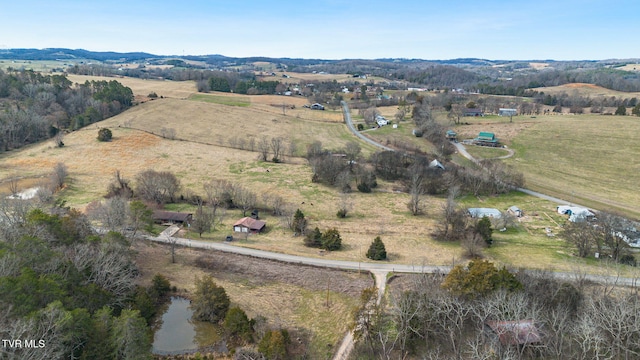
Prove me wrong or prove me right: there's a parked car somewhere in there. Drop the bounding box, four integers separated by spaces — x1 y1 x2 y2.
310 103 325 110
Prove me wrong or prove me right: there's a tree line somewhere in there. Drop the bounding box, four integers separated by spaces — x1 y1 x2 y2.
0 69 133 152
352 259 640 360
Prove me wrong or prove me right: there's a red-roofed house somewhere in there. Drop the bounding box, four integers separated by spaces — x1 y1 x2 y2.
233 217 266 234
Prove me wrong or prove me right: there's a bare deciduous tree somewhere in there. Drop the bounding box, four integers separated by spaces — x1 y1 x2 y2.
270 137 283 162
52 162 68 190
257 136 270 161
135 169 181 205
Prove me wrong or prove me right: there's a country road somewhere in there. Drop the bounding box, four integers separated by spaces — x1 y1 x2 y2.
151 108 638 360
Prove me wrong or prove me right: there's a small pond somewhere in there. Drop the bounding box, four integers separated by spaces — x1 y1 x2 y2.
152 296 222 355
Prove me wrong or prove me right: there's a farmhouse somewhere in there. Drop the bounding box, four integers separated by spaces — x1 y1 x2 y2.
556 206 595 222
499 108 518 117
464 108 484 117
152 210 193 225
375 115 388 127
446 130 457 141
468 208 502 219
473 132 499 147
233 217 266 234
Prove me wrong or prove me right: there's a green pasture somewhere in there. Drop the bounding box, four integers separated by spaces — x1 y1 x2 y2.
188 93 251 107
505 114 640 218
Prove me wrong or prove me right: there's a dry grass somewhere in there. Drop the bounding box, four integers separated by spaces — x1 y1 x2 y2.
135 241 369 356
66 74 198 99
535 83 640 99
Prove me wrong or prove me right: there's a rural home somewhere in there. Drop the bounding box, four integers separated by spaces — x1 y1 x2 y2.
473 131 499 147
556 206 595 222
152 210 193 225
375 115 388 127
499 108 518 116
446 130 457 141
463 108 484 117
233 217 266 234
468 208 502 219
485 320 543 352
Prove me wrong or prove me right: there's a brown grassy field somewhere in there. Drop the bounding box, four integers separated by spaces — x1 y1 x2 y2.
66 74 198 99
1 77 637 274
535 83 640 99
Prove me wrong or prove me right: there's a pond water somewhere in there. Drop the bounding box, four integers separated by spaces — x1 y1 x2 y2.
152 297 222 355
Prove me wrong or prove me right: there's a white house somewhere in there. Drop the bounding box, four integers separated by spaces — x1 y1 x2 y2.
468 208 502 219
375 115 388 126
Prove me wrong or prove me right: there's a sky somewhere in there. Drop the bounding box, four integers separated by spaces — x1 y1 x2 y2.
1 0 638 61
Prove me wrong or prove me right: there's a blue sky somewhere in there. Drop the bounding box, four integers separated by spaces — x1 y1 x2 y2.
1 0 638 60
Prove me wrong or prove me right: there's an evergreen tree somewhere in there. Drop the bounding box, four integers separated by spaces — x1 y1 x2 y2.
475 216 493 246
292 209 307 236
321 228 342 251
191 275 230 323
366 236 387 260
97 128 112 142
304 227 323 248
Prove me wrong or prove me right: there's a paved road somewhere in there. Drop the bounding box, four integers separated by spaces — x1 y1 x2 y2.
341 101 395 151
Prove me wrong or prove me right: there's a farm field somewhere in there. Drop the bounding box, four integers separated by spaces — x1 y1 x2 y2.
1 75 638 277
534 83 640 99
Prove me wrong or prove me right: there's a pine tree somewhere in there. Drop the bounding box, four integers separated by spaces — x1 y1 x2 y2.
321 228 342 251
366 236 387 260
292 209 307 236
304 227 323 248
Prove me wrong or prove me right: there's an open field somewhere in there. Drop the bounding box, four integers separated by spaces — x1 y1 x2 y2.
1 77 638 274
257 71 390 84
135 241 370 357
504 114 640 218
66 74 198 99
535 83 640 99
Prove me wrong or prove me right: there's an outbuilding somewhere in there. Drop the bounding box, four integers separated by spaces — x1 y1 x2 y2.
508 206 523 217
152 210 193 225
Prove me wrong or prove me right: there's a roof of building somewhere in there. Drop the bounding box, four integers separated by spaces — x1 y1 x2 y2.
152 210 193 222
233 217 266 230
468 208 502 218
476 131 496 141
486 320 542 346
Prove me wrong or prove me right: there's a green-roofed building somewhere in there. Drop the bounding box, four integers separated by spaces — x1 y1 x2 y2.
474 132 499 146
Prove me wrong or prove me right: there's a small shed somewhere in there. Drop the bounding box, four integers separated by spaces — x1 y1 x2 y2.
152 210 193 225
508 206 523 217
468 208 502 219
233 217 266 234
429 159 445 170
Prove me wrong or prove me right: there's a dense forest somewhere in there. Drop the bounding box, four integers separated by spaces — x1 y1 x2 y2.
0 194 161 359
0 69 133 153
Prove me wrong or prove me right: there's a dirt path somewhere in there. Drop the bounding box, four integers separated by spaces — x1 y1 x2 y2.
332 270 389 360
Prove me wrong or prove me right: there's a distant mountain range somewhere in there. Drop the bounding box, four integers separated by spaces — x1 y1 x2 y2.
1 47 627 66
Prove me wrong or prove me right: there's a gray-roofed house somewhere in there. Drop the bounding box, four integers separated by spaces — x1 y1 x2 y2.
152 210 193 225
